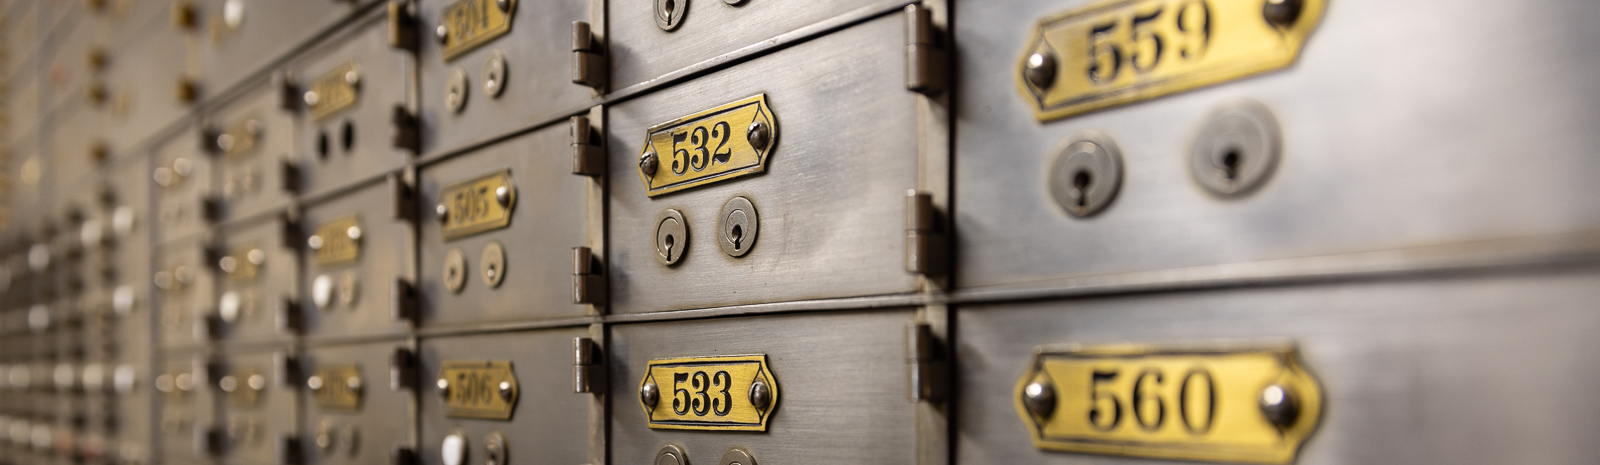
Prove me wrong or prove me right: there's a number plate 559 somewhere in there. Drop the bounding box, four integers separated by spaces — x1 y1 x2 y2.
1015 343 1322 464
639 355 779 431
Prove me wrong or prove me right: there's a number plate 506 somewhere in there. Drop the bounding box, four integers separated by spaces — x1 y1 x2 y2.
639 355 779 431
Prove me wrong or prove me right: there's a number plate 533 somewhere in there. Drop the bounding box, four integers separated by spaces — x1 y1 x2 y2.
639 355 779 431
1015 343 1322 464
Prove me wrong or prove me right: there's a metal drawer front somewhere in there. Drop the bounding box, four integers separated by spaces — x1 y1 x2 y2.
954 0 1600 290
214 349 298 465
157 238 215 350
213 215 297 345
207 82 296 222
196 0 359 95
611 310 920 464
299 180 413 340
156 354 213 464
414 0 596 155
99 18 195 150
44 17 97 115
300 341 412 465
418 328 593 465
607 13 921 314
957 269 1600 464
288 9 412 198
153 130 212 244
417 122 592 327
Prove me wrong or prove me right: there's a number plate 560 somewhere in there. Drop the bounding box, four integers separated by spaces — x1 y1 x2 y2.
639 355 779 431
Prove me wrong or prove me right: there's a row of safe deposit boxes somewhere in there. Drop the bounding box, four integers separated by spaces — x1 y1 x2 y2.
3 0 1600 464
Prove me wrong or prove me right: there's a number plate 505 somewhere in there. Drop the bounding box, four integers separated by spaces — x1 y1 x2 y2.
639 355 779 431
1015 343 1322 464
439 169 516 240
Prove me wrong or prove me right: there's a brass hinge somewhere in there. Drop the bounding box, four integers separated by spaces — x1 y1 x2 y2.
279 435 305 465
388 172 417 223
201 425 226 456
279 213 302 249
172 1 198 30
388 1 419 52
389 347 417 391
573 337 605 394
571 22 606 89
274 351 302 387
276 72 301 112
904 190 945 275
904 4 944 95
275 297 303 335
200 195 223 223
280 160 301 193
390 278 418 322
572 247 606 305
392 447 419 465
391 105 421 153
176 77 200 104
905 323 945 402
570 115 604 176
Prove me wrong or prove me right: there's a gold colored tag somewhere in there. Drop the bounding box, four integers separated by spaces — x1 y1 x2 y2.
439 169 515 240
639 355 778 431
1015 343 1322 464
222 246 262 281
637 94 778 197
310 365 363 411
225 368 264 407
219 116 261 157
439 0 516 61
312 215 361 266
439 361 518 420
308 62 359 121
1018 0 1324 121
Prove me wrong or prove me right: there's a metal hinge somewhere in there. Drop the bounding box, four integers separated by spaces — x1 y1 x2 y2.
904 4 944 95
391 278 418 322
570 116 604 176
572 247 605 305
280 160 301 193
392 447 419 465
388 1 419 52
573 337 605 394
391 105 421 153
279 213 302 249
275 297 303 335
200 126 223 155
905 323 945 402
172 2 198 30
571 22 605 89
279 435 305 465
176 77 200 104
904 191 945 275
390 348 418 391
389 172 417 223
200 425 226 456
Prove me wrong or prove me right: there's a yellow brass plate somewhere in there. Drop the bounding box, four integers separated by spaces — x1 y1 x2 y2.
313 215 361 266
311 365 363 411
1018 0 1324 121
637 94 778 197
226 368 263 407
439 361 518 420
639 354 778 431
439 169 515 240
439 0 516 61
224 246 260 281
1016 343 1322 464
220 116 260 157
308 62 359 121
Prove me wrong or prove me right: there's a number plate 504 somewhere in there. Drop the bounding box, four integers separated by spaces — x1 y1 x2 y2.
1015 343 1322 464
639 355 779 431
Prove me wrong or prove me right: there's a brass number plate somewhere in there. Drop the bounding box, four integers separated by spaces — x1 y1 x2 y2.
308 62 359 121
439 0 516 61
439 169 516 240
439 361 518 420
1018 0 1324 121
312 215 361 265
220 116 260 157
223 246 261 281
639 355 778 431
310 365 362 411
1015 343 1322 464
636 94 778 197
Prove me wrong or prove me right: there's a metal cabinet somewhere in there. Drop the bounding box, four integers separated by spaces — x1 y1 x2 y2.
213 348 298 465
416 121 596 327
212 214 298 345
417 328 596 465
606 12 930 314
195 0 362 96
297 179 413 340
952 0 1600 291
298 340 414 465
203 80 297 223
286 8 413 198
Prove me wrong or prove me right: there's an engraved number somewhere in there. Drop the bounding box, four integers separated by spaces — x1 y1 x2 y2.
671 369 734 417
1086 366 1216 435
1085 0 1212 83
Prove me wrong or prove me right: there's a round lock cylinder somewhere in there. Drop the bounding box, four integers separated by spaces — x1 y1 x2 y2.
655 209 689 266
218 291 242 323
443 248 467 294
483 431 507 465
1048 130 1124 217
654 0 686 31
445 67 469 114
480 241 506 288
654 444 687 465
337 272 359 308
720 448 756 465
440 431 467 465
312 275 334 310
1190 99 1282 197
717 197 758 257
483 50 508 98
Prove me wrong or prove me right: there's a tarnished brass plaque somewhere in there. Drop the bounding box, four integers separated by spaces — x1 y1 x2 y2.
439 169 515 240
222 246 262 281
1015 343 1322 464
310 365 363 411
639 355 778 431
637 94 778 197
308 62 359 121
224 368 264 406
1018 0 1324 121
439 361 518 420
219 116 261 157
312 215 361 265
439 0 516 61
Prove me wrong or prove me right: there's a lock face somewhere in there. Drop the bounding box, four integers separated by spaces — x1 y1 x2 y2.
655 210 689 266
215 349 298 465
214 217 297 345
1046 131 1123 218
152 131 211 243
717 197 758 257
1190 100 1282 197
443 248 468 294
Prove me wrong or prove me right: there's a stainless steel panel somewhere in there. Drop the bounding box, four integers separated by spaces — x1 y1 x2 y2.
157 236 215 350
214 348 297 465
957 269 1600 465
286 10 411 198
953 0 1600 291
153 129 212 244
610 310 920 464
414 0 595 155
195 0 360 95
4 71 40 147
1 0 40 80
98 18 194 151
418 328 591 465
300 341 413 465
206 82 295 222
607 13 920 314
213 215 297 345
46 105 106 200
299 180 412 340
416 122 591 327
608 0 901 89
157 353 214 465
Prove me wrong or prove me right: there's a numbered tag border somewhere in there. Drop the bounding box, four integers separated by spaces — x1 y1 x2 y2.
637 94 778 197
439 0 518 61
638 354 779 431
439 360 519 420
438 169 517 241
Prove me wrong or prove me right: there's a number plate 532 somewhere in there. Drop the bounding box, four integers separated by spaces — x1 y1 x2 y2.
639 355 779 431
1015 343 1322 464
637 94 778 197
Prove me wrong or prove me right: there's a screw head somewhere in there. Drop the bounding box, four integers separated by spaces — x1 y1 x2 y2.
435 203 450 222
640 380 659 408
495 0 511 11
346 376 362 391
639 151 659 177
1263 0 1303 27
435 378 450 397
434 23 449 43
1259 384 1300 428
303 90 319 106
344 70 360 86
1024 48 1057 91
748 380 771 409
306 375 323 391
746 120 771 150
1022 379 1056 419
346 226 362 240
307 235 323 250
494 186 511 206
497 381 513 401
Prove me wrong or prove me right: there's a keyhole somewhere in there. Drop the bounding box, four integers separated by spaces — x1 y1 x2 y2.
664 234 675 257
316 130 330 160
486 264 496 279
1222 149 1241 181
730 224 743 249
662 0 675 19
1072 170 1092 207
